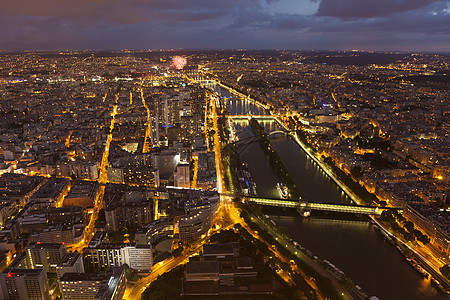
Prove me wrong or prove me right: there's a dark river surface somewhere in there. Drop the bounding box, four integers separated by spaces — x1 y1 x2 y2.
213 84 446 300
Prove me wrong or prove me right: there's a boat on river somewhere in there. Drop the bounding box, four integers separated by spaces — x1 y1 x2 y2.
277 183 288 199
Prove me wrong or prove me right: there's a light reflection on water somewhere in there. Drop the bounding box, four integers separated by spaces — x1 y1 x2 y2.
215 84 446 300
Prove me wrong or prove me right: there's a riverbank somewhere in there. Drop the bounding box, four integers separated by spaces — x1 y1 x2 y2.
235 200 372 300
288 130 450 291
249 118 301 199
216 81 448 298
142 223 321 300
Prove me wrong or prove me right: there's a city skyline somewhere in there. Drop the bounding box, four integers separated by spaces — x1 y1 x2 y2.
0 48 448 299
0 0 449 52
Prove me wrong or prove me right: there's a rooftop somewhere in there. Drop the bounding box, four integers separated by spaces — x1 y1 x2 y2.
186 261 219 275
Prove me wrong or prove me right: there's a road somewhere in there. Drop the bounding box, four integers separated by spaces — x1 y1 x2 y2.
225 201 360 300
191 155 198 188
125 255 190 299
201 78 338 297
371 216 450 291
140 87 152 153
207 91 226 193
250 209 363 300
127 76 352 299
68 91 119 252
126 82 232 299
125 203 236 299
291 128 450 289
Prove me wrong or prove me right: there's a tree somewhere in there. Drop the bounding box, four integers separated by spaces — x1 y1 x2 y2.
350 166 363 180
402 231 415 242
397 214 406 223
404 221 415 232
440 265 450 280
418 234 430 245
122 264 133 280
413 229 422 239
380 210 395 223
172 246 184 258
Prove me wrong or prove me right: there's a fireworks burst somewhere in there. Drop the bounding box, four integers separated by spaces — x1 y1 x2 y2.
172 56 187 70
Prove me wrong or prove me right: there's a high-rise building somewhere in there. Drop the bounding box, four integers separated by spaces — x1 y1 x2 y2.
59 267 126 300
0 268 49 300
105 201 152 232
84 244 153 272
56 252 84 279
174 163 190 188
25 242 67 273
135 217 174 246
179 209 212 244
123 168 160 187
103 184 154 231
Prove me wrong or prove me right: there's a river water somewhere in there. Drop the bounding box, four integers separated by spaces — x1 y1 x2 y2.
214 84 446 300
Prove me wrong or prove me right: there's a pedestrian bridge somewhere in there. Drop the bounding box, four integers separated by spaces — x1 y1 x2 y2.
244 196 396 215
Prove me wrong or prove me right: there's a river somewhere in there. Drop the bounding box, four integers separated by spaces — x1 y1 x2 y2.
214 84 446 300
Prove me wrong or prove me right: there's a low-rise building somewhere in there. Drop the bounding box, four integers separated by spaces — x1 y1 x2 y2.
28 177 70 206
183 242 270 296
64 181 98 208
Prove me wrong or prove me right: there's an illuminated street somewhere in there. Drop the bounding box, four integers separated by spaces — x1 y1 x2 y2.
0 48 448 300
207 91 226 194
68 91 119 252
140 86 152 153
125 211 236 299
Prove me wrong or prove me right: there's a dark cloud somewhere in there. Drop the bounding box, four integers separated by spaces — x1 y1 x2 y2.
0 0 448 51
316 0 443 19
225 1 450 51
231 1 450 34
0 0 266 24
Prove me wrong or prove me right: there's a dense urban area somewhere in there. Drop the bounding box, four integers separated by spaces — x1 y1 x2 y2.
0 50 448 300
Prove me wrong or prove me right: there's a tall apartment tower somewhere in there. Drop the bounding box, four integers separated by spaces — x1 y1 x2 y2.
25 242 67 273
175 163 190 188
0 269 50 300
56 252 85 279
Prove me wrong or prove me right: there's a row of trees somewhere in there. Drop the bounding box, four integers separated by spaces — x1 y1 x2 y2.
238 205 341 300
235 213 320 300
204 224 303 299
380 210 430 244
249 118 301 199
222 144 240 194
296 129 316 151
322 156 380 206
440 265 450 280
141 265 184 300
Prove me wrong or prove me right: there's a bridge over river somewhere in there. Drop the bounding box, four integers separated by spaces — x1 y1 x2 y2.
242 196 400 216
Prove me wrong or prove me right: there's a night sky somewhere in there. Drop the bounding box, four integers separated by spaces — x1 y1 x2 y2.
0 0 449 52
